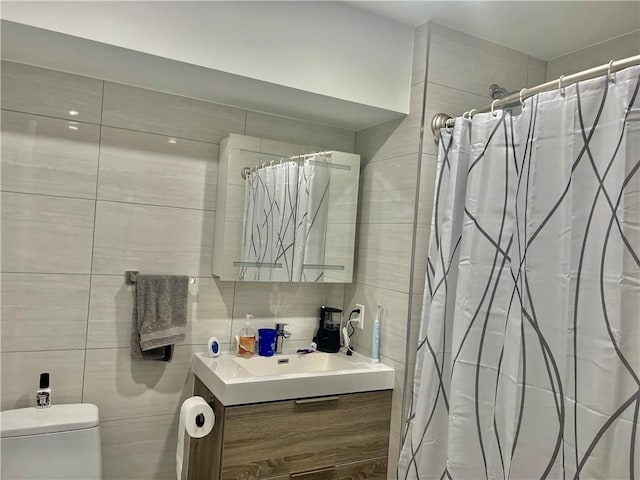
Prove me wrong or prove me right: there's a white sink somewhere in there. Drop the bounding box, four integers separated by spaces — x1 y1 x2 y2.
192 351 394 406
232 352 354 377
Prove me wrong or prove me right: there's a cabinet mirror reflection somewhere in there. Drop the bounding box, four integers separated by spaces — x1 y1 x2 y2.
212 134 360 283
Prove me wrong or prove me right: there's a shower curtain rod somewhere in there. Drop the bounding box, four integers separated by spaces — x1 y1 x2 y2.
240 151 334 180
430 54 640 137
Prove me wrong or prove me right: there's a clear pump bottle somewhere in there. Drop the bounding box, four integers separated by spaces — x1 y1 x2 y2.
237 315 256 357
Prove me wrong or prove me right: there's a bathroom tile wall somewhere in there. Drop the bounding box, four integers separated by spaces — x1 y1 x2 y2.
345 24 428 478
546 30 640 80
0 60 352 480
348 22 548 477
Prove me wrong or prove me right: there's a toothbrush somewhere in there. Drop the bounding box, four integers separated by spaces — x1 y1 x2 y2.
371 304 381 363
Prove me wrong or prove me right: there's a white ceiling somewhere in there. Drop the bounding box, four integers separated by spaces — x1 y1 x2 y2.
347 1 640 61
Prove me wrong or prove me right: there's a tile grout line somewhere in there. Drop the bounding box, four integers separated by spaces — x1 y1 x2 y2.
0 189 217 213
0 108 223 146
424 79 494 102
80 79 106 403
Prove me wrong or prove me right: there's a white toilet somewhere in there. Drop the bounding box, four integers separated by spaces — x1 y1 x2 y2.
0 403 101 479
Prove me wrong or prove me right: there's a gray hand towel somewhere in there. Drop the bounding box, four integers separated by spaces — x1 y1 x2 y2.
130 274 189 361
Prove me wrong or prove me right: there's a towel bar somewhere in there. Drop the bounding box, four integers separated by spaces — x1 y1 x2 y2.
125 270 196 285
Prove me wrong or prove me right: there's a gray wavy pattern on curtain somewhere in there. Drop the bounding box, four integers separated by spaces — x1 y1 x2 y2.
399 65 640 479
240 157 330 282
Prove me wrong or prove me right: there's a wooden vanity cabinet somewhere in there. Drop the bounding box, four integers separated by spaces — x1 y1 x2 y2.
188 377 392 480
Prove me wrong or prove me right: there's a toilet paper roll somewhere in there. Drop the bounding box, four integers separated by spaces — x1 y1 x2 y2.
176 396 214 480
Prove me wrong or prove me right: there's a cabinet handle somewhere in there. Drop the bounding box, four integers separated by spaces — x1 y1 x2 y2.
294 396 339 405
290 465 336 479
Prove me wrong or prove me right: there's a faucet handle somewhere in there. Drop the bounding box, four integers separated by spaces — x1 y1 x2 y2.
275 323 291 339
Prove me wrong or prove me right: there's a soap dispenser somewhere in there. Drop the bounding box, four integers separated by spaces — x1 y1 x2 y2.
237 315 256 357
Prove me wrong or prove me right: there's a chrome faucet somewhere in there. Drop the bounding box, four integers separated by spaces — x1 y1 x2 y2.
275 323 291 354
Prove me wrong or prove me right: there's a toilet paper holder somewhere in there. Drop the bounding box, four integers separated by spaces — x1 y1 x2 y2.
195 399 215 428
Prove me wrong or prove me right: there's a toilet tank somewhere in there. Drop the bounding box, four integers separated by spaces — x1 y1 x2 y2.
0 404 101 479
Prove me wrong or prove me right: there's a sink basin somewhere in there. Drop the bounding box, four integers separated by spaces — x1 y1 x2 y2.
232 352 353 377
192 351 394 406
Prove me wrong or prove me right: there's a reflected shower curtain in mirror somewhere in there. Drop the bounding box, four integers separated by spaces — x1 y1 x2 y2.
240 157 330 282
296 156 331 282
399 65 640 479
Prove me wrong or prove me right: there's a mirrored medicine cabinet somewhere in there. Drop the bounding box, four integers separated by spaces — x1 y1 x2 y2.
212 134 360 283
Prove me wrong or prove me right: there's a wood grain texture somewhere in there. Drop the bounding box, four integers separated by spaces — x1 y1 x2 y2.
221 390 391 479
188 377 226 480
269 457 388 480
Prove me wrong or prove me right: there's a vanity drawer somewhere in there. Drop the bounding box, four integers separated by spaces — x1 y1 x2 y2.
268 456 388 480
220 390 392 480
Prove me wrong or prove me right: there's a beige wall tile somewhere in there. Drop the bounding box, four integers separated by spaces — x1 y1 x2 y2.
354 83 424 163
102 82 245 143
355 117 404 165
82 345 197 421
1 61 103 123
356 223 413 293
87 275 234 348
408 293 425 368
380 354 406 439
1 192 95 273
1 273 90 352
527 57 548 88
232 283 344 344
428 23 528 98
1 111 100 198
412 23 430 85
546 31 640 81
343 283 409 364
1 349 85 410
412 224 431 299
92 201 214 276
388 431 401 480
358 154 418 224
245 111 355 153
100 413 177 480
423 82 487 156
98 127 219 210
417 153 438 225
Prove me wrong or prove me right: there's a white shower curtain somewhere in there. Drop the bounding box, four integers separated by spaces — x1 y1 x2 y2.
240 156 330 282
399 65 640 479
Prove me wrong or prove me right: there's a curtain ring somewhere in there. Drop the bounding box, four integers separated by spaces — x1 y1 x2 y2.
608 60 616 83
491 99 500 117
462 111 470 119
558 75 566 97
469 109 477 118
519 88 527 109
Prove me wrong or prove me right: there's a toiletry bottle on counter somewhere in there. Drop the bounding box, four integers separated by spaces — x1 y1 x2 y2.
35 372 51 408
237 315 256 357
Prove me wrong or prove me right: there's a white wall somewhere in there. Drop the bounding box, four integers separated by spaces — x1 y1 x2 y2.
0 1 414 113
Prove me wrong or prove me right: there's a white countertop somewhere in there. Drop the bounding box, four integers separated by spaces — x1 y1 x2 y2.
192 350 394 406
